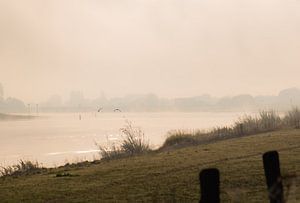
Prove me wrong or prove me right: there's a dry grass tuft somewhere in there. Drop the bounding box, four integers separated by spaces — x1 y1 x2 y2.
96 120 151 160
1 160 43 177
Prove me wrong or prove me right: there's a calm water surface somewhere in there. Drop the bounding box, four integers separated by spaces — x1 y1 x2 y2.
0 112 254 167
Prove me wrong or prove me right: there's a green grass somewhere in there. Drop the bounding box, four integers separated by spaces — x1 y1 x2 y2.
0 129 299 202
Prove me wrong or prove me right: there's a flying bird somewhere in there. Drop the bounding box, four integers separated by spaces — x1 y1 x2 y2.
114 108 122 112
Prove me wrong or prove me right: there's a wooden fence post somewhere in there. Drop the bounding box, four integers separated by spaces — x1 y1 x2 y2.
239 123 244 135
263 151 284 203
199 168 220 203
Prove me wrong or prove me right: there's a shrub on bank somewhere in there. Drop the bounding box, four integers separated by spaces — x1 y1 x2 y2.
0 160 43 177
163 130 199 148
96 121 151 160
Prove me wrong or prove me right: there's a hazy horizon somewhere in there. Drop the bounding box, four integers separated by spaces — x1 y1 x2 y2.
1 84 300 104
1 0 300 102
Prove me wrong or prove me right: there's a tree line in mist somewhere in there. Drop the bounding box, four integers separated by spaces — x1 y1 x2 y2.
1 83 300 113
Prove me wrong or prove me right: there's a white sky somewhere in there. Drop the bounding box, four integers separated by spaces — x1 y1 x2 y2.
0 0 300 102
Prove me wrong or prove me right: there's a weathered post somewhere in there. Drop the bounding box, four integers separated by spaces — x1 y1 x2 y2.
199 168 220 203
239 123 244 135
263 151 284 203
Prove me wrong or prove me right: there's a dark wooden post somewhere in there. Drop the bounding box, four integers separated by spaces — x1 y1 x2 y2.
263 151 284 203
239 123 244 135
199 168 220 203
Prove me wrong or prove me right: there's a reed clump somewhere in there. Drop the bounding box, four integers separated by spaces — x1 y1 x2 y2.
284 107 300 129
96 121 151 160
0 160 43 177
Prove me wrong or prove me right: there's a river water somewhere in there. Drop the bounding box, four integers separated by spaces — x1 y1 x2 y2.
0 111 253 167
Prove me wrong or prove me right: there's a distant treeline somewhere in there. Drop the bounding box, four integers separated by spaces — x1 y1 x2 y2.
0 83 27 113
0 98 27 113
1 86 300 113
39 88 300 112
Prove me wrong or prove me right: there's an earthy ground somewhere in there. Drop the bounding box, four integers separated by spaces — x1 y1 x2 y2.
0 129 299 202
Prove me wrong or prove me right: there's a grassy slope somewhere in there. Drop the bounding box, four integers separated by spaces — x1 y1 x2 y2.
0 130 299 202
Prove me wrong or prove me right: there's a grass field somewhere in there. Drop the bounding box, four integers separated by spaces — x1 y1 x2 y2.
0 129 299 202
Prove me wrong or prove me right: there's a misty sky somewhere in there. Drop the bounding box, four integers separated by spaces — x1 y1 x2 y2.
0 0 300 102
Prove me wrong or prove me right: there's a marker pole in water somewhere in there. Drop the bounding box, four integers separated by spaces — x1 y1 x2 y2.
199 168 220 203
36 104 39 115
263 151 284 203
